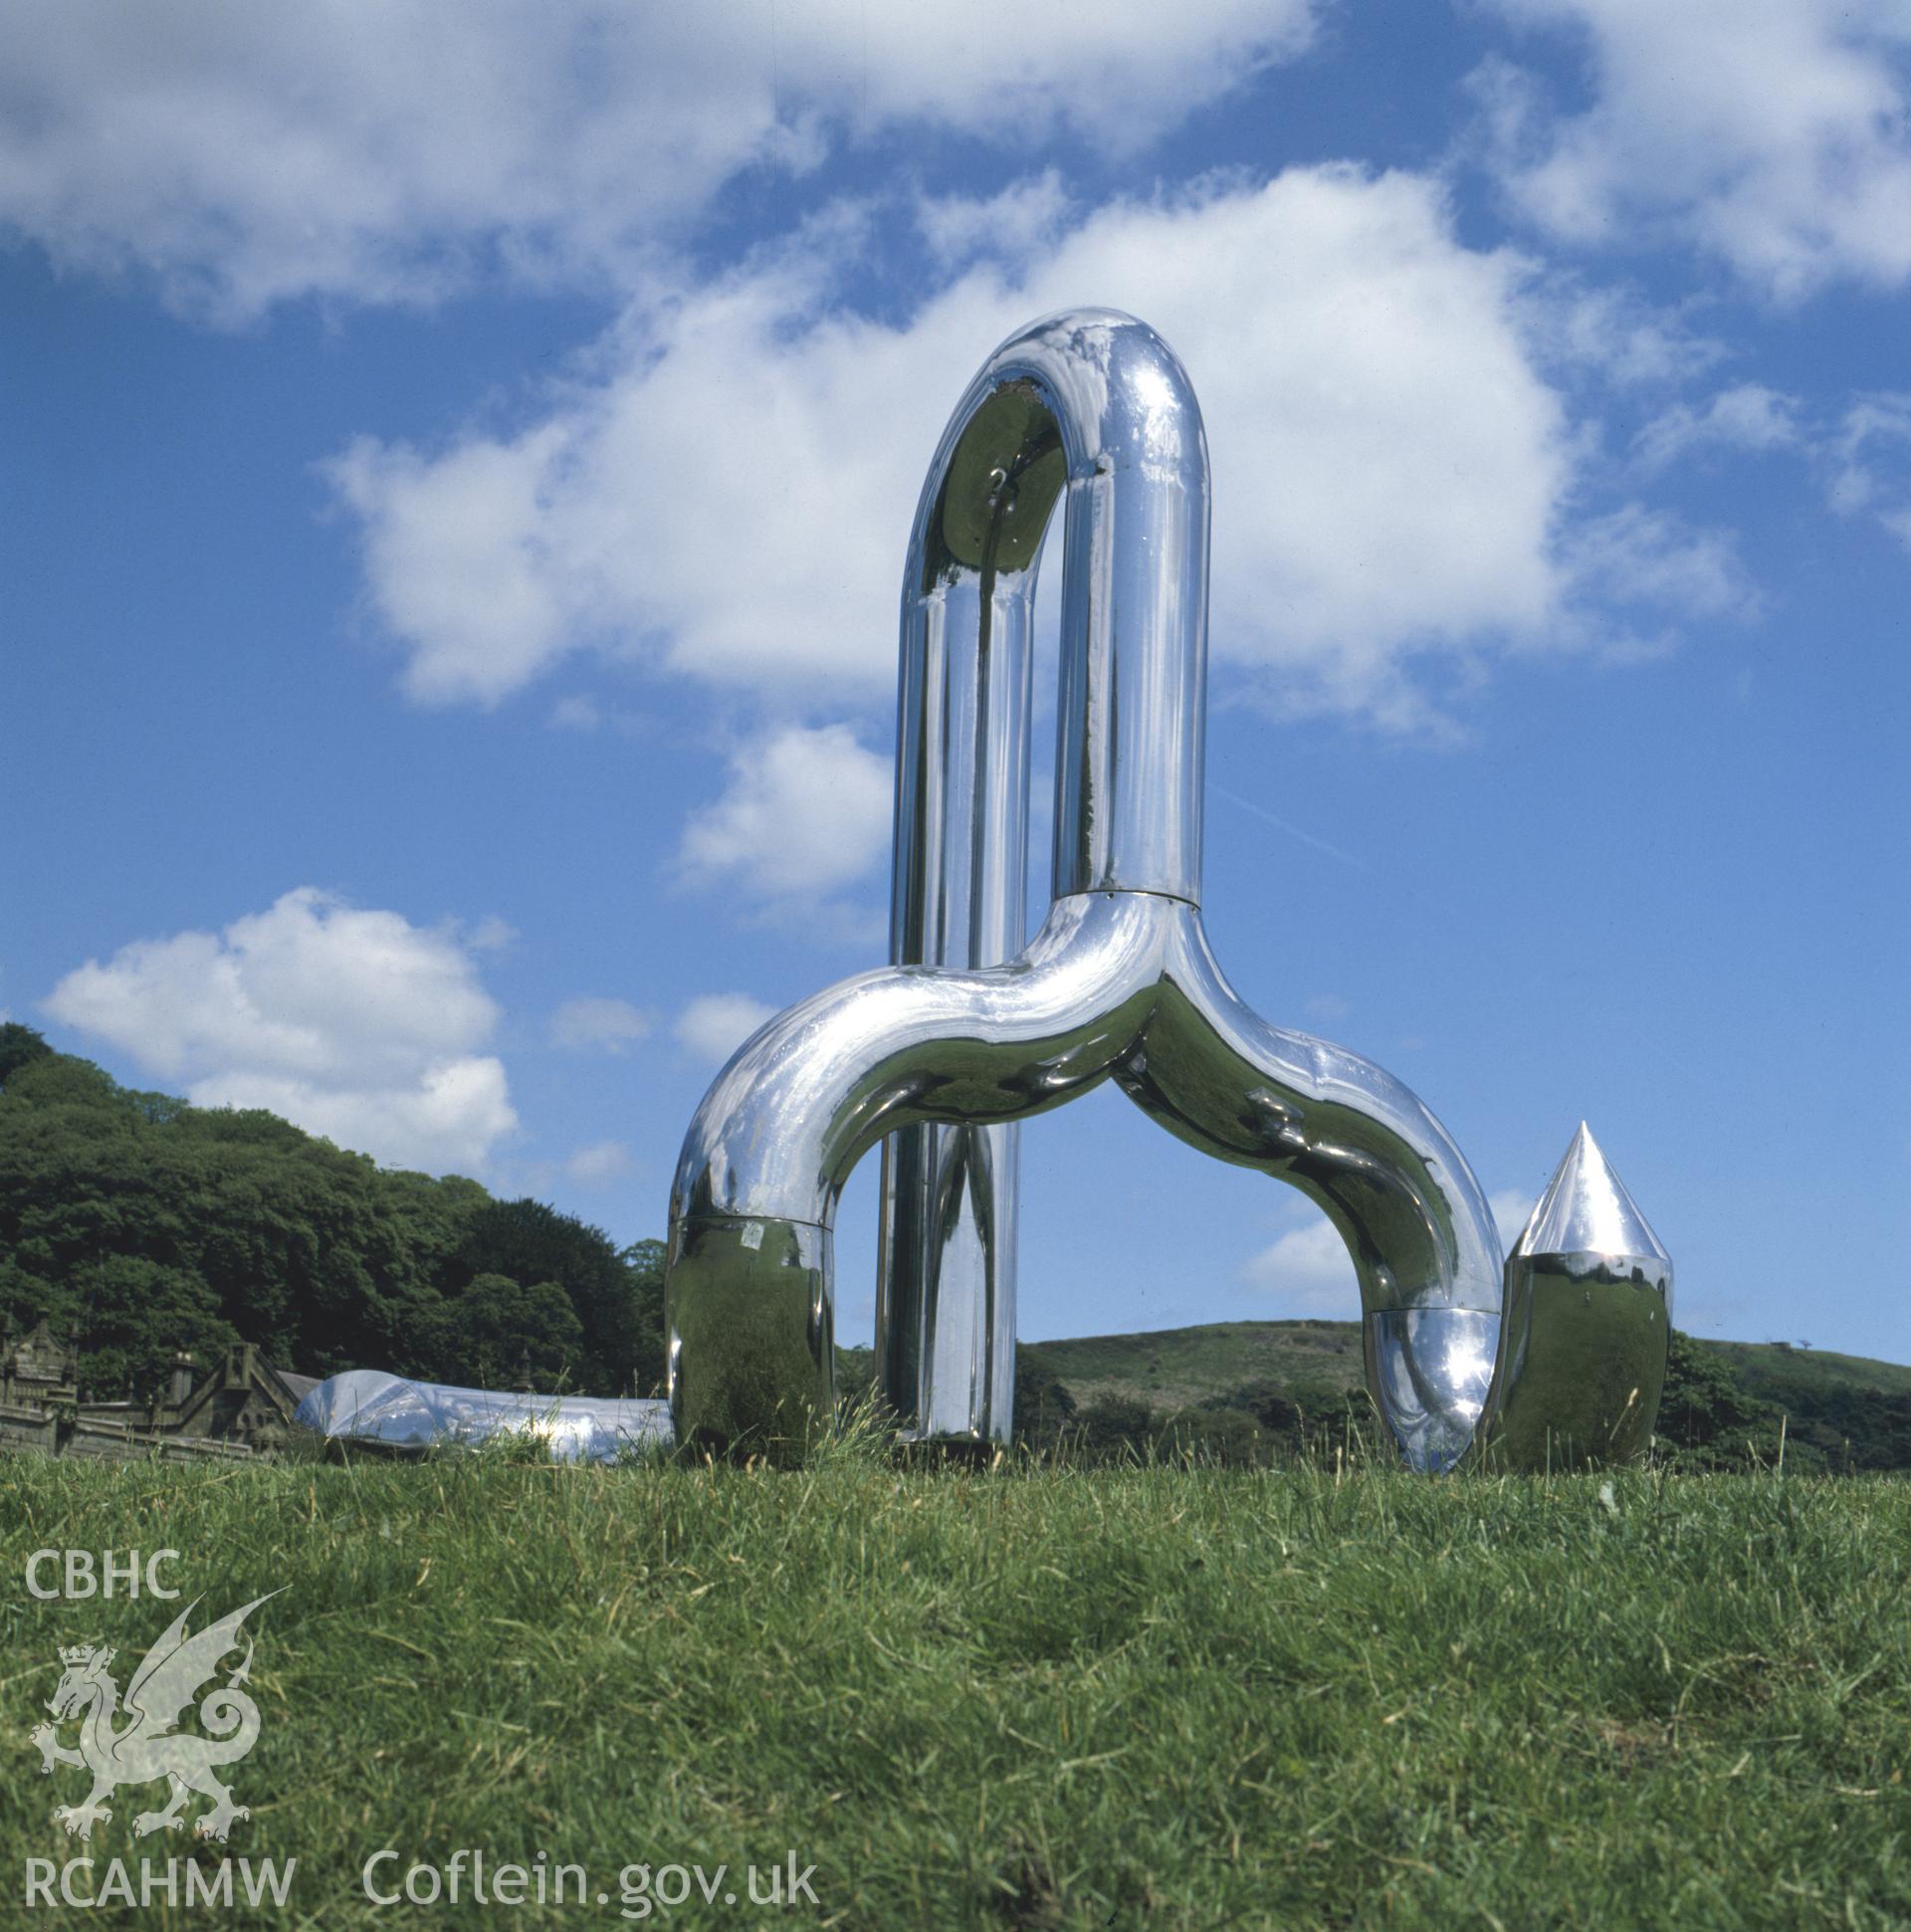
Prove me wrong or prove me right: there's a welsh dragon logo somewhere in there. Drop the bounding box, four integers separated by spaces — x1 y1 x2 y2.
28 1593 281 1842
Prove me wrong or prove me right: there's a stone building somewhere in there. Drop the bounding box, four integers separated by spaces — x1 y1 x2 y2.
0 1320 77 1452
0 1325 318 1460
141 1343 317 1447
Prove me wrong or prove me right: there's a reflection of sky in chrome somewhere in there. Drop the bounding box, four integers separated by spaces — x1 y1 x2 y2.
296 1371 673 1462
1520 1125 1669 1263
1440 1328 1495 1415
1373 1310 1497 1469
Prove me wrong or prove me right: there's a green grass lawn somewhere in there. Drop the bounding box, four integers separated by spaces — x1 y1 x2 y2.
5 1447 1909 1929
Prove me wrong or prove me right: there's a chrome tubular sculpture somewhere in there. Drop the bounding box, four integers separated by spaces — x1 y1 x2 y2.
665 308 1668 1472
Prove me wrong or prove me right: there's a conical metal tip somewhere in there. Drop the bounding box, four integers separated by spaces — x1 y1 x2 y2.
1513 1122 1669 1261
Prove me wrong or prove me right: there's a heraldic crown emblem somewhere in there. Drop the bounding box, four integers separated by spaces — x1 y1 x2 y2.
30 1592 281 1843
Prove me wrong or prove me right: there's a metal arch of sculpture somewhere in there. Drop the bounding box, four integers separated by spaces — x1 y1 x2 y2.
662 309 1669 1471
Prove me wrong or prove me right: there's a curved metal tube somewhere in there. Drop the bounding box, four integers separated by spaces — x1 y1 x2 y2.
668 892 1165 1455
878 310 1205 1438
675 893 1167 1227
1120 914 1502 1469
666 310 1504 1469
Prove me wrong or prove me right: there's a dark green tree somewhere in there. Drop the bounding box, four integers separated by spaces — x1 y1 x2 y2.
0 1022 54 1089
622 1238 668 1395
0 1049 467 1386
448 1198 635 1396
423 1274 584 1390
1204 1379 1306 1450
0 1043 681 1401
3 1050 124 1110
1157 1404 1274 1467
1012 1346 1078 1443
1655 1329 1784 1465
68 1255 235 1401
1072 1395 1156 1460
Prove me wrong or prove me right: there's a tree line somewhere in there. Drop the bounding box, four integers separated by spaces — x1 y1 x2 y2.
0 1024 664 1400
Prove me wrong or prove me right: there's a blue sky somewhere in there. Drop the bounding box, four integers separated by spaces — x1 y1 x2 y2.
2 2 1907 1359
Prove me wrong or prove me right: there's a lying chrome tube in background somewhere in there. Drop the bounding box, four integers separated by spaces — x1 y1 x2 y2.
294 1372 672 1463
666 309 1511 1468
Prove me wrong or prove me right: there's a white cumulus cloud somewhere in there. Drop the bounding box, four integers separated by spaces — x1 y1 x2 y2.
564 1139 637 1185
1242 1186 1539 1311
1826 393 1911 549
1634 383 1804 472
549 995 650 1055
1629 383 1911 552
679 724 894 905
918 170 1075 272
674 993 778 1066
1238 1214 1361 1315
0 0 1313 319
1559 506 1756 636
1490 1187 1537 1251
333 165 1734 734
42 887 518 1173
1476 2 1911 299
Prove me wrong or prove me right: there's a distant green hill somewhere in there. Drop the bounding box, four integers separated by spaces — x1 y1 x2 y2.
1712 1339 1911 1399
1013 1320 1911 1472
1028 1318 1367 1412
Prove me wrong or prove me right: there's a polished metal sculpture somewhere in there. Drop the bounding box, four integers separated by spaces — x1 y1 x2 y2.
664 308 1666 1472
294 1371 672 1464
1487 1124 1673 1467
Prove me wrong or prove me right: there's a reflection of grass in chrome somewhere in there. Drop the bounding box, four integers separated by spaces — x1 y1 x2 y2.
7 1449 1909 1927
1487 1278 1671 1469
